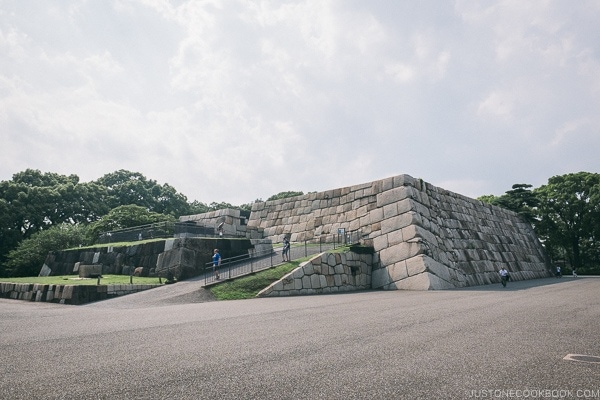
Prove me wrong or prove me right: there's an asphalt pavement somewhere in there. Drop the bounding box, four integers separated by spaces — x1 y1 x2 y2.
0 276 598 399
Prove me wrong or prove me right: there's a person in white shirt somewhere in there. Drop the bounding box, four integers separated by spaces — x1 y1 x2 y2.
555 265 562 278
499 267 510 287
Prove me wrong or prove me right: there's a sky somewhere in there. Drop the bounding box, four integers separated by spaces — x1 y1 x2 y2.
1 0 599 206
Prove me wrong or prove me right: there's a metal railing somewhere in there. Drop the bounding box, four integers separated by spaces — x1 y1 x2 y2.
98 221 216 243
203 230 364 285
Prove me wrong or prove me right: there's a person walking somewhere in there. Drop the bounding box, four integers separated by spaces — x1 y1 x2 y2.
555 265 562 278
499 266 510 287
572 267 578 278
212 249 221 280
282 237 291 261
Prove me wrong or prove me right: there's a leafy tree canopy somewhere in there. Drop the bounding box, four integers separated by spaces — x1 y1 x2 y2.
534 172 600 271
477 194 499 204
267 191 304 201
5 223 89 277
207 201 237 211
11 169 80 187
0 170 111 275
0 169 192 275
495 183 539 223
94 170 190 216
478 184 538 223
188 200 211 215
87 204 176 241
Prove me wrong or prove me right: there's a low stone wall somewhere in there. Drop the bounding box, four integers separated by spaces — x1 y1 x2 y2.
257 251 372 297
0 282 161 305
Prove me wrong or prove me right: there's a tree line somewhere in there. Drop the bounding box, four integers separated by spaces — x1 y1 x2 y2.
477 172 600 275
0 169 598 277
0 169 261 277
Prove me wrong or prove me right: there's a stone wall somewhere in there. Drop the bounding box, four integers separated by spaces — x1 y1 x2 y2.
41 240 168 277
257 251 372 297
0 282 161 305
179 208 250 238
248 174 551 290
41 238 267 281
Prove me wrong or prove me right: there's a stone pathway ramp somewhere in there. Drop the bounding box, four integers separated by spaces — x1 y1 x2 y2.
86 243 336 308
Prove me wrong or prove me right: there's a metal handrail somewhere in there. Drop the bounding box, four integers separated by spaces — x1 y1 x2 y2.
203 230 364 285
98 221 217 243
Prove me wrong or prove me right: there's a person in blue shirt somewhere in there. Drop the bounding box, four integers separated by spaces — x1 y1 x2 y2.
212 249 221 279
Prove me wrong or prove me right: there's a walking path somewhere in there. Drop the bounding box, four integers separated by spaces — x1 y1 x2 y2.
88 243 337 308
203 243 336 286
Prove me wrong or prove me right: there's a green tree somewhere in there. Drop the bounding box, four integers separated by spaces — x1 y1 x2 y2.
5 223 89 277
188 200 211 214
94 170 190 216
0 170 110 276
477 194 499 204
11 169 80 187
478 185 539 223
87 204 176 242
535 172 600 273
0 168 210 276
494 184 539 223
267 191 304 201
207 201 237 211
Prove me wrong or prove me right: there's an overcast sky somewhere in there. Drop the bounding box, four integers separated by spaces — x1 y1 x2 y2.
1 1 599 205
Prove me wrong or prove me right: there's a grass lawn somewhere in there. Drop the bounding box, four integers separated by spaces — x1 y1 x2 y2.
209 259 306 300
66 238 167 250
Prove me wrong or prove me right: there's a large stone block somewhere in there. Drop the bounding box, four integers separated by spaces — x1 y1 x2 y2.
422 256 452 283
380 242 420 266
405 255 427 277
79 264 102 278
377 186 410 208
381 212 416 235
390 273 431 290
387 260 409 283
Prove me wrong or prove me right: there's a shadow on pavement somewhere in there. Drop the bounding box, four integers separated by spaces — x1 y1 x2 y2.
453 276 586 292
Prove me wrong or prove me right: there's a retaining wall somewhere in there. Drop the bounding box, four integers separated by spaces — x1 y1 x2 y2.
248 174 552 290
40 238 266 281
257 251 372 297
0 282 161 305
179 208 250 238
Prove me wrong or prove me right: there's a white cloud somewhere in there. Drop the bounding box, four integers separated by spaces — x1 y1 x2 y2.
477 90 515 119
385 63 415 84
551 118 596 147
1 0 599 205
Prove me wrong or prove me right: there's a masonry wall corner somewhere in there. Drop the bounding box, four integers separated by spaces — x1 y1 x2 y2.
247 174 552 290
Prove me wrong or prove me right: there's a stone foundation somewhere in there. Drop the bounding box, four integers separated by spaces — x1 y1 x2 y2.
258 251 372 297
0 282 161 305
248 174 552 290
41 238 269 281
179 208 250 238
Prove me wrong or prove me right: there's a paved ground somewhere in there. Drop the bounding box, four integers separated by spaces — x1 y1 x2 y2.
1 277 599 399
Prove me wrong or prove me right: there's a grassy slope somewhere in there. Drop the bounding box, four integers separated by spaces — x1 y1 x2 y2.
209 260 303 300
